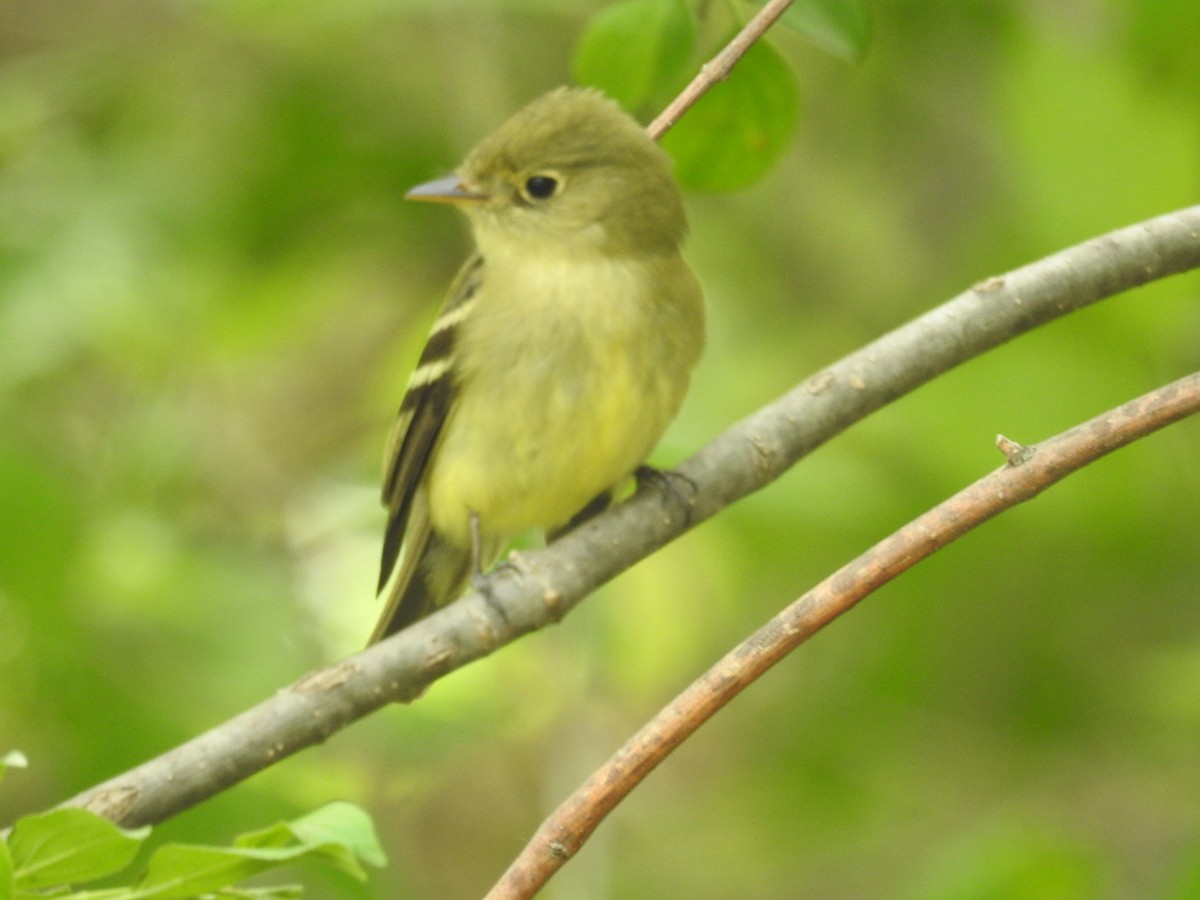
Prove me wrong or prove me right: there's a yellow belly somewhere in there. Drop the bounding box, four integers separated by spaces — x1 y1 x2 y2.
424 253 700 547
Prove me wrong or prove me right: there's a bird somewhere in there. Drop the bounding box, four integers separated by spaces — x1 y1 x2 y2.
369 86 704 644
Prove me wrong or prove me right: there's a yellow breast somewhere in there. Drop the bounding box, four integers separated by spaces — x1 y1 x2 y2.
425 252 702 547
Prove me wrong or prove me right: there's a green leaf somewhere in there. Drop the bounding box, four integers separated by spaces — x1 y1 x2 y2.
232 822 294 851
234 801 385 871
134 803 384 898
218 887 303 899
573 0 694 109
0 838 14 900
278 801 386 870
660 38 799 191
135 845 299 899
137 844 345 898
780 0 873 63
8 808 147 890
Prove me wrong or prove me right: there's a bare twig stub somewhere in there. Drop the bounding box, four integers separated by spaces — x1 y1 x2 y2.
485 372 1200 898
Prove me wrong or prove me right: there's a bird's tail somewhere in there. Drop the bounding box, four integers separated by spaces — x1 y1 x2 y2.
369 502 474 645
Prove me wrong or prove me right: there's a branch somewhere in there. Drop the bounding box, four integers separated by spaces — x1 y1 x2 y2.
49 205 1200 830
486 372 1200 898
646 0 797 140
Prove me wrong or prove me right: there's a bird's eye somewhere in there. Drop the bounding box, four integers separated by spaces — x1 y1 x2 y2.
523 175 559 200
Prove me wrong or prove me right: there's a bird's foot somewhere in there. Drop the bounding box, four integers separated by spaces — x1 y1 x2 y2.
634 464 698 528
471 564 514 627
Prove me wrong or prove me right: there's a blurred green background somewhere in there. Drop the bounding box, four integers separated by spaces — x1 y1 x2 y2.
2 1 1199 897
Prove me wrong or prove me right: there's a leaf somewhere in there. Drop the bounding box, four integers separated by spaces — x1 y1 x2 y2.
281 801 387 870
0 839 14 900
218 887 303 899
235 801 386 870
8 808 147 890
135 845 300 899
573 0 694 109
780 0 873 63
134 802 384 898
660 38 799 191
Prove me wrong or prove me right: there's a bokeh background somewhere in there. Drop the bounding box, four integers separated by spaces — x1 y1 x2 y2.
2 1 1199 897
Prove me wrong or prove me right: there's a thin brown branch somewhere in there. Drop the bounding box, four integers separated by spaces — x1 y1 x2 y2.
646 0 796 140
486 372 1200 899
49 207 1200 830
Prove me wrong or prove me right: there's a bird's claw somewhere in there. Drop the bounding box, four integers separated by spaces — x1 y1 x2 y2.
634 464 698 527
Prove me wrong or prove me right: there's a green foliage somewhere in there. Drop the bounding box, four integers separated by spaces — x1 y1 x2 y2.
573 0 695 109
0 802 383 899
912 822 1110 899
660 37 799 191
8 810 147 892
573 0 868 191
780 0 874 63
1 838 12 900
1165 844 1200 900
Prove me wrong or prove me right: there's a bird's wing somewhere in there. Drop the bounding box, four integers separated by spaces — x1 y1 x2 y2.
377 253 484 593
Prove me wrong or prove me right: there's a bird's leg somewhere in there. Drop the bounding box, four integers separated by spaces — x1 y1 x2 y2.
468 510 510 626
469 509 485 580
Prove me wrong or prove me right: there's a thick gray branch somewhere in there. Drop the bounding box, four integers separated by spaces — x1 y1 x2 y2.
61 205 1200 828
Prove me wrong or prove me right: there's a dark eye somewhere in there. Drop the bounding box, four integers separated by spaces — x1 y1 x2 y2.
524 175 559 200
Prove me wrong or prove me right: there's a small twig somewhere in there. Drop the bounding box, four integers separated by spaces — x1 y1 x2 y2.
995 433 1034 465
646 0 796 140
486 372 1200 899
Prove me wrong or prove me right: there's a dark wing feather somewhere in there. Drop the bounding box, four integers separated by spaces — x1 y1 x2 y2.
377 382 452 591
376 254 484 593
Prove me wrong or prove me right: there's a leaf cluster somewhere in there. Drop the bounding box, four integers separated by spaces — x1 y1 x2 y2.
573 0 871 190
2 756 382 900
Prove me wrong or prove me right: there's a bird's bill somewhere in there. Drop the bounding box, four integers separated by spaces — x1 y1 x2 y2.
405 175 490 204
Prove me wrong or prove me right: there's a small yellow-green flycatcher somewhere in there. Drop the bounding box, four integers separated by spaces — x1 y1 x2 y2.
370 87 704 643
